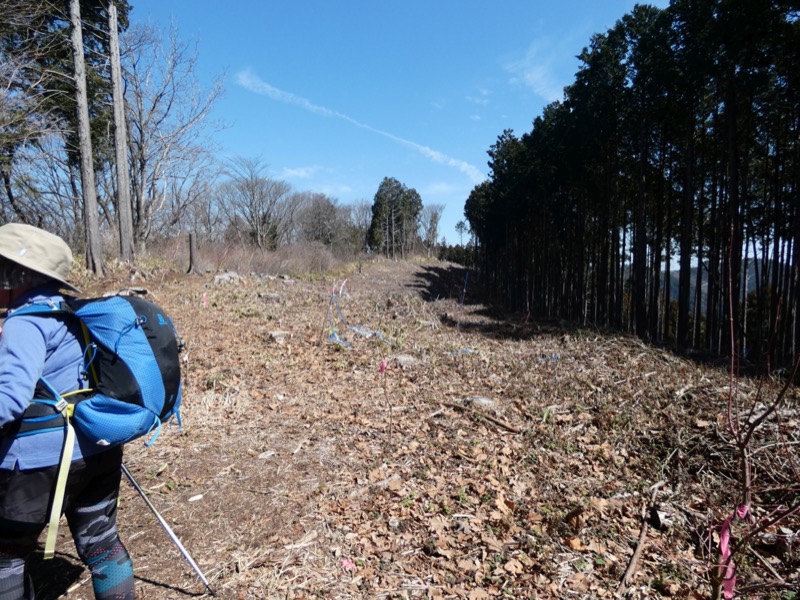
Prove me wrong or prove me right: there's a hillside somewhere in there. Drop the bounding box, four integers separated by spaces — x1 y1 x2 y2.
31 259 798 599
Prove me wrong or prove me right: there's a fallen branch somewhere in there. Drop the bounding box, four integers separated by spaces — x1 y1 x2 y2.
749 547 784 584
441 401 522 434
617 480 666 597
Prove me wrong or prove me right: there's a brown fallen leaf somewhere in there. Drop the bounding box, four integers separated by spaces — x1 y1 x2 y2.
504 558 524 574
429 515 449 533
567 537 584 550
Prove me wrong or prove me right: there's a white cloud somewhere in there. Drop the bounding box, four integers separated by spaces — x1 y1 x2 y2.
276 165 354 197
236 68 484 185
310 183 353 198
424 181 463 196
280 165 323 180
466 87 491 106
235 70 340 119
410 144 483 184
504 38 571 103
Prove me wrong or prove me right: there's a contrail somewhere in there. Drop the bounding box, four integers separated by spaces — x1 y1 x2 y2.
236 69 484 184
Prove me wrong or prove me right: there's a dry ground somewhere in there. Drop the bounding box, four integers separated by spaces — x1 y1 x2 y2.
30 259 798 599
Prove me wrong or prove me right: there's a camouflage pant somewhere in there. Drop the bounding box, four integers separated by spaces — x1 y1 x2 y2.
0 447 134 599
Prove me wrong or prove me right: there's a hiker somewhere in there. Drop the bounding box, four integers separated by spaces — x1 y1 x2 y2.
0 224 135 600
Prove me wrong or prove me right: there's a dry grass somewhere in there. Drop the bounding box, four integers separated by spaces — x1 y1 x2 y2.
32 259 799 600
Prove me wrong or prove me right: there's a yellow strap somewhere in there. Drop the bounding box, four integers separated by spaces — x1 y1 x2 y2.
43 409 75 560
61 389 91 399
60 389 94 418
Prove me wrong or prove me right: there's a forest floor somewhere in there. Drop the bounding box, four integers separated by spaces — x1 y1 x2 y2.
30 258 798 599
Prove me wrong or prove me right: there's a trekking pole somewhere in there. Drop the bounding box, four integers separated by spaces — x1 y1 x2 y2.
121 463 215 596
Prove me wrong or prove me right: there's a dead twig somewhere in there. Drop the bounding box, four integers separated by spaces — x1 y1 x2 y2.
441 401 522 434
617 480 666 597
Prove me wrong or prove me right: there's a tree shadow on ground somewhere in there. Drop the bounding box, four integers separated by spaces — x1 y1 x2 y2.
408 263 474 304
409 263 584 342
408 263 774 376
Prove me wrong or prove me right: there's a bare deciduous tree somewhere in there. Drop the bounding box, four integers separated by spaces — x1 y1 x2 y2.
184 171 224 242
298 193 337 246
296 192 359 255
0 0 71 224
420 203 444 257
159 155 220 239
350 200 371 253
123 22 222 252
10 135 82 238
217 157 292 250
271 190 306 247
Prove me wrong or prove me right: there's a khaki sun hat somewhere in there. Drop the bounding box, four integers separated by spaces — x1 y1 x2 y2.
0 223 80 293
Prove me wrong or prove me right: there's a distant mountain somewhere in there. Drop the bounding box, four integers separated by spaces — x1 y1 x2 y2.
664 259 766 303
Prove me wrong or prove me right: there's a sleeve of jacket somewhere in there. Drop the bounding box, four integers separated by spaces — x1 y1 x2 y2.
0 316 47 428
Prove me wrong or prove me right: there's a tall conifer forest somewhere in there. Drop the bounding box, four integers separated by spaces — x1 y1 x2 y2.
465 1 800 368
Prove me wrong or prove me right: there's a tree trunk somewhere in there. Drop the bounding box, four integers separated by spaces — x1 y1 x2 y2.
677 126 694 348
187 232 202 274
109 1 134 262
1 162 28 223
70 0 104 276
634 143 648 339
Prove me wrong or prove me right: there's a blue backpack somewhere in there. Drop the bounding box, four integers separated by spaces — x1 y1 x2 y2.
10 294 183 447
7 294 183 559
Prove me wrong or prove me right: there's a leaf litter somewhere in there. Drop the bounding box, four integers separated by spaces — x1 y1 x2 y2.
34 260 798 599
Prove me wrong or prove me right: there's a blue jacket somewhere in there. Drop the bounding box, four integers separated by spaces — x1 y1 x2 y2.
0 285 107 470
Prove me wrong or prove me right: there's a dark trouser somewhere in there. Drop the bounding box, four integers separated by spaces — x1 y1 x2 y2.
0 447 134 600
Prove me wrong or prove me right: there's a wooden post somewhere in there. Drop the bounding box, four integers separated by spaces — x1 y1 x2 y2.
187 233 202 274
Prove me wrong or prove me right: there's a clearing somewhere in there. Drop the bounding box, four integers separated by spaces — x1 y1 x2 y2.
31 259 798 599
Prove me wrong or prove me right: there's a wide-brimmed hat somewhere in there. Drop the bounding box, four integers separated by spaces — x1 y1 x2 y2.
0 223 80 293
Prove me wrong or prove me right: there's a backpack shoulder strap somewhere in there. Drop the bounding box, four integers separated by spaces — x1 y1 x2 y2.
9 299 96 383
7 300 71 319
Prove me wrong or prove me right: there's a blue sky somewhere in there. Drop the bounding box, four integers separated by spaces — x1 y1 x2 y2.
129 1 670 245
